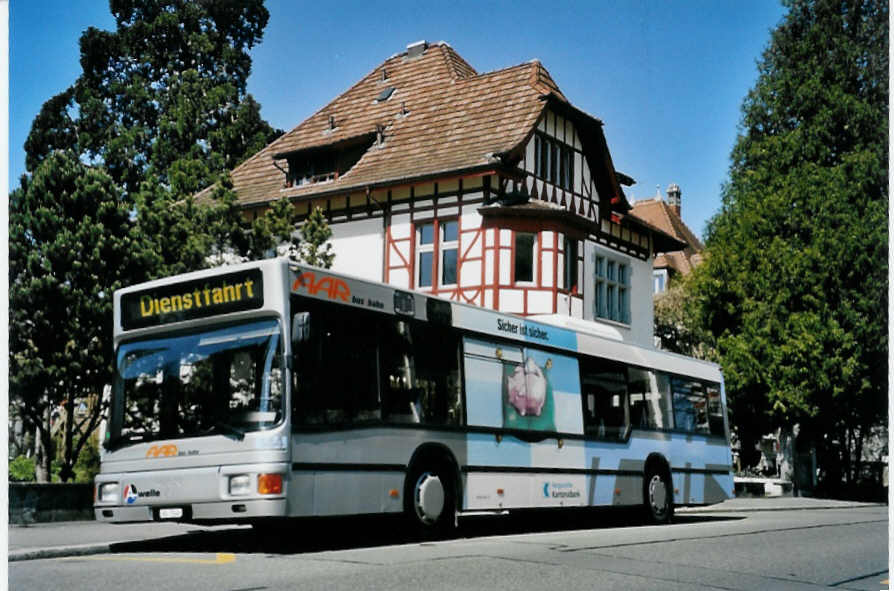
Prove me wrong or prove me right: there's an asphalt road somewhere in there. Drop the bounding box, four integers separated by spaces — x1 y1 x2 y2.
9 506 889 591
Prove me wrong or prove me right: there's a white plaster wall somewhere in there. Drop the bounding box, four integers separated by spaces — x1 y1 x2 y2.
499 289 525 314
527 290 553 314
628 255 654 345
582 242 655 348
461 260 482 287
328 218 384 282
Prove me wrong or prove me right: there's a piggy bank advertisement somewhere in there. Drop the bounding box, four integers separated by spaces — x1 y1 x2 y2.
502 354 556 432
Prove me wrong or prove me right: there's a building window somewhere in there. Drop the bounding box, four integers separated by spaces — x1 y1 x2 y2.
594 255 630 323
440 220 458 286
285 136 374 188
417 223 435 288
653 270 668 294
514 232 536 283
564 237 579 293
534 133 573 191
416 219 458 289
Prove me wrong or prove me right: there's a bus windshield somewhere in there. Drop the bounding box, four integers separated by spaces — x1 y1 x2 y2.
110 318 284 445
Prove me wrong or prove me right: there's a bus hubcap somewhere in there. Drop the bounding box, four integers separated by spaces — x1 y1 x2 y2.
649 475 667 516
415 473 445 524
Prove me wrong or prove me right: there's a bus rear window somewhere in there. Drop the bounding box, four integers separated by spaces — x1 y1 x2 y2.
669 377 724 436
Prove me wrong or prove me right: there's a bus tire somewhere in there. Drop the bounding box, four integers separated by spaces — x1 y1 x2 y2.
404 460 456 538
643 463 674 524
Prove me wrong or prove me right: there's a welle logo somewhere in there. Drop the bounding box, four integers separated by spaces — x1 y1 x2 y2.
123 483 161 504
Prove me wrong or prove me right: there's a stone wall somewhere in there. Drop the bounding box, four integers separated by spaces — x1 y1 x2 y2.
9 483 94 524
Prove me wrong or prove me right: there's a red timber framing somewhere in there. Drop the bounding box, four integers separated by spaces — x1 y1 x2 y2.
276 170 645 319
382 176 489 306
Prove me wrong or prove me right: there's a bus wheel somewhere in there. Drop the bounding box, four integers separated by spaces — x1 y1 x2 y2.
643 465 674 524
405 463 456 538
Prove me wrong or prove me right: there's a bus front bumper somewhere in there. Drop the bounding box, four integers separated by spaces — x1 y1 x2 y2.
94 498 287 523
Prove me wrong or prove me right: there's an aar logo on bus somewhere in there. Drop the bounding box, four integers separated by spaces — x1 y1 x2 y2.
292 271 350 302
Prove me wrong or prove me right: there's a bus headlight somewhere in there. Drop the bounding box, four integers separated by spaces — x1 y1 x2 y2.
228 475 252 496
98 482 119 503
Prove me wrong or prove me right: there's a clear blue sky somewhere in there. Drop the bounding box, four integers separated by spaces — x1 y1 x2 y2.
10 0 786 239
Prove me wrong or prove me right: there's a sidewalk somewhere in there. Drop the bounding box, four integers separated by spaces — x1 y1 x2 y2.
677 495 884 514
9 520 249 562
9 497 884 562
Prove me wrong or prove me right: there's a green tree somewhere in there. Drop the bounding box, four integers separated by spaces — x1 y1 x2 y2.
299 206 336 268
23 0 282 278
653 278 714 359
691 0 887 492
9 151 148 481
12 1 283 479
25 0 278 198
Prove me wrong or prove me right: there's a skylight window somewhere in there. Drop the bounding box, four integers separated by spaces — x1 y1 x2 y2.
376 86 395 102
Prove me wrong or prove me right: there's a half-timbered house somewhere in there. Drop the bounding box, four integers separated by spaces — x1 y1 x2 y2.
631 184 705 295
204 40 684 348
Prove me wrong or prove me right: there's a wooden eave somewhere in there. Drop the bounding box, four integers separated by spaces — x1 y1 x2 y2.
256 163 514 207
479 201 686 255
620 212 687 252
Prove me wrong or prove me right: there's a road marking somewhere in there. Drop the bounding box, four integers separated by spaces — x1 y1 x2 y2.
69 553 236 565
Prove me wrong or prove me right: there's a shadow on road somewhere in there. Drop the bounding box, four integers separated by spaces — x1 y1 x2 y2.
108 509 743 556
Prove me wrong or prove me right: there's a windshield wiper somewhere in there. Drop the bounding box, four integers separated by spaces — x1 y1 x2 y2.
208 421 245 440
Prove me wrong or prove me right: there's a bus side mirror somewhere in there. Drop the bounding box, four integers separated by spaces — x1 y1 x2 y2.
291 312 310 344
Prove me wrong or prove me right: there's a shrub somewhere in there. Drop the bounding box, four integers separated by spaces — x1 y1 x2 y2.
9 455 36 482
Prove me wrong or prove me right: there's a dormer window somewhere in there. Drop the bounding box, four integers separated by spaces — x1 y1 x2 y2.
278 134 376 188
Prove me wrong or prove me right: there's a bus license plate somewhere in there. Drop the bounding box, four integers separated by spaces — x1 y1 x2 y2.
159 508 183 519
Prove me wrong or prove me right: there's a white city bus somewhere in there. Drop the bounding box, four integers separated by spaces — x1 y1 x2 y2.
95 258 733 534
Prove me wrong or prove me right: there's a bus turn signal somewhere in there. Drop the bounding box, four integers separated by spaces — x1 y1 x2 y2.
258 474 283 495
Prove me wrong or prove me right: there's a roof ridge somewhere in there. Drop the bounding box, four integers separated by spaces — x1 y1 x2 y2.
528 60 567 102
437 43 478 80
634 198 704 250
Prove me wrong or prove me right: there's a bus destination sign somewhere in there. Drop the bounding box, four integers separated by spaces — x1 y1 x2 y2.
121 269 264 329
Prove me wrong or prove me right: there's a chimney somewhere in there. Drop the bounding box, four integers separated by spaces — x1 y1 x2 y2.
406 40 428 59
666 183 681 216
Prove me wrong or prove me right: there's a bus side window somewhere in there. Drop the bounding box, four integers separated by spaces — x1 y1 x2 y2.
291 300 381 427
381 320 419 423
411 322 462 426
380 319 462 426
706 383 725 436
671 377 710 434
580 358 629 440
629 367 673 430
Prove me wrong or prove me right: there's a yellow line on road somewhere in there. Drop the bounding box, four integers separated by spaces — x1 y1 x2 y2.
69 553 236 565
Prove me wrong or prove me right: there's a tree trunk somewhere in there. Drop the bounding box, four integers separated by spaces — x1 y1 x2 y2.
60 396 75 482
34 421 52 483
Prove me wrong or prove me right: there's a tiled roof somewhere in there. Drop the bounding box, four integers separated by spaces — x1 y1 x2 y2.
208 42 570 206
630 197 704 275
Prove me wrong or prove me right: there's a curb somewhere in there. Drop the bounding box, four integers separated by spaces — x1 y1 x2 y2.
9 543 113 562
9 502 885 562
678 502 885 514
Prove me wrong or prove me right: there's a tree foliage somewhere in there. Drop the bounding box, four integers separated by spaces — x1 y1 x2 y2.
690 0 887 491
9 1 324 480
9 152 146 481
25 0 277 198
299 206 336 268
653 277 714 359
